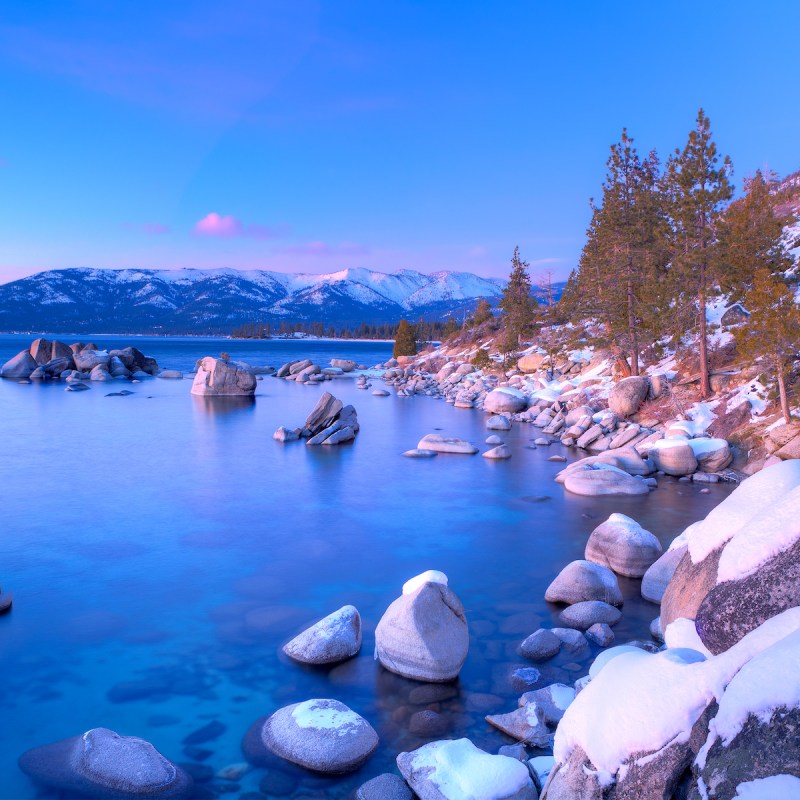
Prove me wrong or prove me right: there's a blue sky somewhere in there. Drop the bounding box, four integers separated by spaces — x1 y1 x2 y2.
0 1 798 283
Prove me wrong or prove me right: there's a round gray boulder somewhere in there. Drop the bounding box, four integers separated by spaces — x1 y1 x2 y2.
519 628 562 661
649 440 699 476
243 699 378 774
608 376 650 418
0 350 37 379
484 388 529 414
585 513 663 578
545 560 623 607
282 605 361 665
563 466 650 497
558 600 622 631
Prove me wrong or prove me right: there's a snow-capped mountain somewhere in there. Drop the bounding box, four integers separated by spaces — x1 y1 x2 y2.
0 267 507 334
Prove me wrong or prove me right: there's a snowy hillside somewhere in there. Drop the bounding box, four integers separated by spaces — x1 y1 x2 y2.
0 267 506 334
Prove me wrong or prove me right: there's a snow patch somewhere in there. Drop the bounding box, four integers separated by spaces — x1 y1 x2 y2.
403 570 448 595
733 775 800 799
290 700 362 735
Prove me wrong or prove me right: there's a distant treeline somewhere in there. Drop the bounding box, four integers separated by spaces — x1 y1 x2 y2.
230 318 454 341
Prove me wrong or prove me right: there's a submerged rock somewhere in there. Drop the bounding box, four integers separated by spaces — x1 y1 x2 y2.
18 727 193 798
417 434 478 455
356 773 414 800
243 699 378 774
282 605 362 665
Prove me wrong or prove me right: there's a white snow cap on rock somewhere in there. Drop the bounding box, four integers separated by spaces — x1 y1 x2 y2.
733 775 800 799
291 699 364 734
553 607 800 781
663 618 713 658
402 570 448 595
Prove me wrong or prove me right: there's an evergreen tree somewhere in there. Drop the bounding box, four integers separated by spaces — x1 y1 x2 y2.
663 108 733 397
716 169 796 301
392 319 418 357
443 317 459 339
499 246 537 346
738 269 800 423
473 298 493 325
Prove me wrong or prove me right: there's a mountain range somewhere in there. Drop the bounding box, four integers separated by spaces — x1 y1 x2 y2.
0 267 522 334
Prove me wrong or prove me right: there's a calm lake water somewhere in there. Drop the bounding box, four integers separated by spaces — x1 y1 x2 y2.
0 334 731 798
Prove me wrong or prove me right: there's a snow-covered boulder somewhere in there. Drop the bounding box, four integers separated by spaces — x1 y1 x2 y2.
649 438 699 476
397 738 537 800
661 460 800 652
693 629 800 799
483 444 512 460
690 437 733 472
242 699 378 773
282 605 361 665
585 513 663 578
557 447 652 479
484 388 529 414
375 571 468 682
608 376 650 418
545 560 623 607
563 464 649 497
191 357 256 396
543 609 800 800
416 434 478 455
18 727 193 798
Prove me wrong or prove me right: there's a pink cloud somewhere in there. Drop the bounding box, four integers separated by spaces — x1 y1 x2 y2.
122 222 171 235
194 212 243 237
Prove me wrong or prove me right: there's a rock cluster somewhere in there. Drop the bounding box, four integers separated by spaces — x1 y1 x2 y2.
273 392 360 446
191 356 256 396
0 338 159 382
274 357 368 385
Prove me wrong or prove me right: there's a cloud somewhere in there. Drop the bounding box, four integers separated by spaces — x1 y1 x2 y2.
193 213 290 239
123 222 171 235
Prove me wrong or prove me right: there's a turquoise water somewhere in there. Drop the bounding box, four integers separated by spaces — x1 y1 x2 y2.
0 336 731 798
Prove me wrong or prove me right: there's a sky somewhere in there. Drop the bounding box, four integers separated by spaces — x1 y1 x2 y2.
1 1 798 284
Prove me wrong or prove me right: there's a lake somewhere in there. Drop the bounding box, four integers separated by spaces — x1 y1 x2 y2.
0 335 731 798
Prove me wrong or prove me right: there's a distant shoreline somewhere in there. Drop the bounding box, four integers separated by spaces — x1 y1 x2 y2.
0 331 398 344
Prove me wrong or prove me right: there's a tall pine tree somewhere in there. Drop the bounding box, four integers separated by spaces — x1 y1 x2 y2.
392 319 417 357
663 108 733 397
499 246 537 348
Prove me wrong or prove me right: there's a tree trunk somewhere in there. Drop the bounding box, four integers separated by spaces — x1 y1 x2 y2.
627 264 639 376
698 279 710 399
777 366 791 425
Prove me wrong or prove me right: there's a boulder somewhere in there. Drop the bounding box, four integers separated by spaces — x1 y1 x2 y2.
545 560 623 607
0 350 37 378
282 605 361 665
397 738 537 800
403 448 438 458
518 353 546 373
330 358 357 372
191 357 256 396
692 629 800 798
487 414 512 431
18 727 193 798
649 439 699 476
304 392 343 434
563 465 649 496
158 369 183 379
641 544 686 605
519 628 562 661
243 699 378 774
585 622 615 647
417 434 478 455
585 513 663 578
608 376 650 418
690 438 733 472
273 427 300 443
558 601 621 631
375 572 468 682
89 365 114 382
73 349 111 372
485 705 551 748
483 445 512 460
356 773 414 800
288 359 313 375
484 388 529 414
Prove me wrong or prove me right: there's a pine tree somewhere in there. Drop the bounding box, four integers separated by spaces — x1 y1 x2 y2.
473 298 493 325
392 319 417 357
738 269 800 424
443 317 459 339
499 246 537 347
716 169 796 301
664 108 733 398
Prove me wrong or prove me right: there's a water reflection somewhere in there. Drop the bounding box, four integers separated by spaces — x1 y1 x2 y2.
191 393 256 416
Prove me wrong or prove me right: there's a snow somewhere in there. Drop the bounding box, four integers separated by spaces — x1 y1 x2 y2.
733 775 800 799
569 348 593 362
402 570 448 595
588 646 648 679
549 684 577 710
651 436 693 450
402 738 534 800
290 700 363 735
663 618 713 658
698 629 800 763
687 438 728 456
528 755 555 788
553 608 800 781
684 459 800 565
727 380 769 416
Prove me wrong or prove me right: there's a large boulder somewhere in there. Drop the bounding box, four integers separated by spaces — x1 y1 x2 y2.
691 628 800 799
304 392 343 434
543 610 800 800
642 544 687 604
330 358 357 372
585 513 663 578
282 605 361 665
18 727 193 798
397 738 537 800
545 560 623 607
563 465 649 496
608 376 650 418
191 357 256 396
73 349 111 372
417 434 478 455
0 350 37 378
375 571 468 682
690 438 733 472
649 438 699 476
518 353 547 373
243 699 378 774
484 388 529 414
